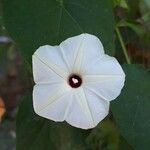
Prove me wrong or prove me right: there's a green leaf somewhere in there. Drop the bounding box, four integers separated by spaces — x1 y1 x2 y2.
86 119 120 150
2 0 115 65
140 0 150 16
119 136 133 150
117 20 146 37
17 95 89 150
111 64 150 150
113 0 129 9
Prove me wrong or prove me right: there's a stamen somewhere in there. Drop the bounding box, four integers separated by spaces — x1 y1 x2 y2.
68 74 82 88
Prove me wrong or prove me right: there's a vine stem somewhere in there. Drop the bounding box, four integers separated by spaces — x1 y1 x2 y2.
115 27 131 64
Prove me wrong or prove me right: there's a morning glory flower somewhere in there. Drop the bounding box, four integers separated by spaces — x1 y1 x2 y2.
32 33 125 129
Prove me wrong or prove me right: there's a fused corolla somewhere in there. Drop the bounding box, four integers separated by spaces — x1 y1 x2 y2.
32 33 125 129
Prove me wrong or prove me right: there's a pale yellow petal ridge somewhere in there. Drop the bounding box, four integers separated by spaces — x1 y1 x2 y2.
84 86 108 101
75 87 95 126
72 34 85 73
83 74 125 83
63 94 73 120
59 45 71 72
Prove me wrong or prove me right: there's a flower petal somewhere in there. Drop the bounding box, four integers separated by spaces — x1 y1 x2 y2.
32 55 64 84
34 91 73 122
83 55 125 101
65 87 109 129
33 83 71 114
83 88 109 126
60 33 104 73
60 34 84 73
83 54 125 76
33 45 69 79
65 93 92 129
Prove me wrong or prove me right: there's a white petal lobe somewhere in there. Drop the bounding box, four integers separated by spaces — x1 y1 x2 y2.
33 83 71 114
65 94 92 129
76 88 94 126
83 88 110 126
83 55 125 101
36 92 73 122
60 33 104 74
32 55 64 84
34 45 69 79
60 34 84 72
83 54 125 76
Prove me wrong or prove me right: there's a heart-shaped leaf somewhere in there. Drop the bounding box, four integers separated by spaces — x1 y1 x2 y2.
111 64 150 150
2 0 115 65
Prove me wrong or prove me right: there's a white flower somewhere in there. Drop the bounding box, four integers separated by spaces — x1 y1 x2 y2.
32 33 125 129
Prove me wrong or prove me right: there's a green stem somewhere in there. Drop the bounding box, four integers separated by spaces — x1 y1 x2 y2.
115 27 131 64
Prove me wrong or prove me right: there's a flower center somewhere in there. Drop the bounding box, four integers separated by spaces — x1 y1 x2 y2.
68 74 82 88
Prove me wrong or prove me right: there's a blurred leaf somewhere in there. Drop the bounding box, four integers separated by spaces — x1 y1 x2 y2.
141 12 150 23
113 0 129 9
126 0 140 20
2 0 115 66
117 20 145 37
140 0 150 16
17 95 89 150
139 0 150 30
144 0 150 7
111 64 150 150
86 119 120 150
0 120 16 149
